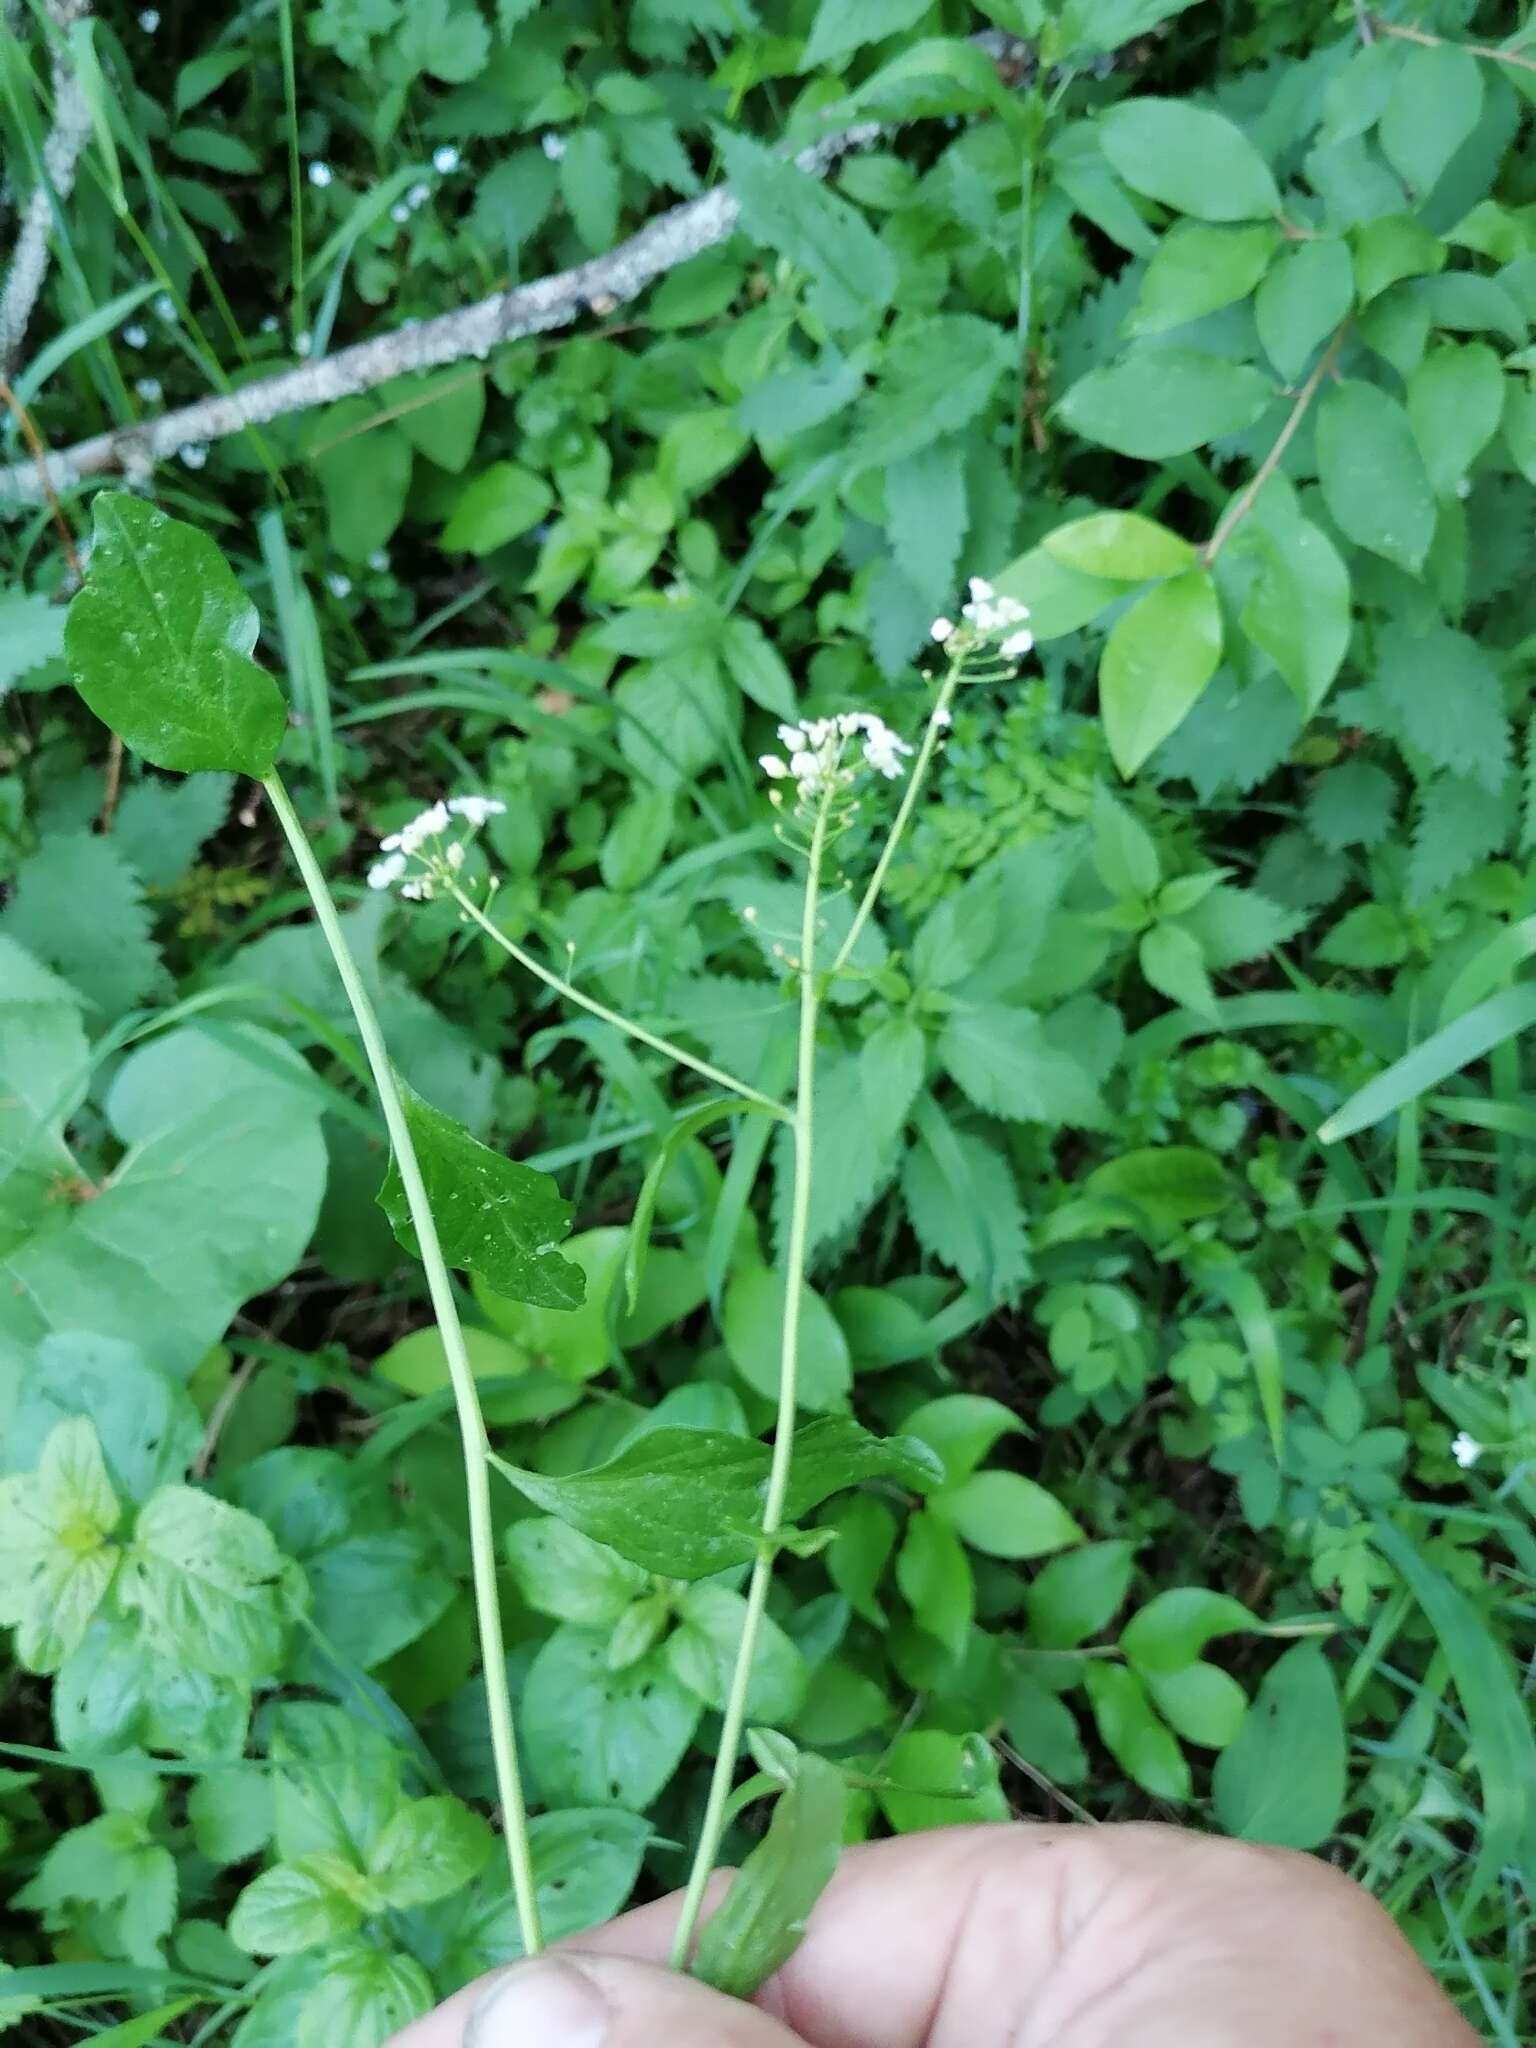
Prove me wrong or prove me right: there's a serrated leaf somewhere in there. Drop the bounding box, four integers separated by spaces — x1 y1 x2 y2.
848 314 1009 469
0 1417 121 1673
1374 623 1509 793
901 1114 1030 1295
113 773 234 888
66 494 286 777
0 590 66 694
1305 762 1399 851
378 1073 584 1310
1139 922 1216 1017
1177 883 1305 968
719 128 895 335
801 0 929 69
693 1752 847 1998
492 1418 940 1579
939 1002 1107 1127
1100 567 1222 776
1409 772 1513 902
0 832 163 1020
886 438 967 617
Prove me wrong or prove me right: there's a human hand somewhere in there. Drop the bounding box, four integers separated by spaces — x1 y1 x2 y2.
387 1821 1480 2047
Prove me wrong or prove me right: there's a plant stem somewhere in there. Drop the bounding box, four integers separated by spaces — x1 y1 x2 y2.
831 662 962 977
667 789 833 1970
263 773 544 1955
1200 326 1346 567
447 880 782 1114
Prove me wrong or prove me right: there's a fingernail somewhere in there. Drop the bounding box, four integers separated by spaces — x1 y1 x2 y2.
467 1957 611 2047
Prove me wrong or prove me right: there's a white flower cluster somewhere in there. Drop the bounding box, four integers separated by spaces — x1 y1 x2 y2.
758 712 914 811
368 794 506 901
1451 1430 1483 1470
931 577 1033 661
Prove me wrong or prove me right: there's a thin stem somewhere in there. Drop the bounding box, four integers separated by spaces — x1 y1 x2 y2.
447 880 784 1115
830 662 962 977
1200 325 1347 568
264 774 544 1956
667 790 833 1970
1367 15 1536 76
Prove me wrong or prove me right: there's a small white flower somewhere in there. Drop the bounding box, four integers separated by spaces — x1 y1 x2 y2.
308 160 333 189
260 314 280 334
447 841 466 870
968 576 995 604
930 616 955 642
400 877 435 902
446 794 506 826
121 322 148 348
432 145 461 175
1451 1431 1483 1469
368 549 390 571
542 131 568 161
777 722 806 752
933 705 952 729
381 800 451 855
138 7 159 29
407 180 432 210
294 329 312 357
326 572 352 599
153 292 176 321
390 201 411 225
134 376 162 403
759 754 789 780
178 442 208 469
368 853 407 890
1000 627 1035 660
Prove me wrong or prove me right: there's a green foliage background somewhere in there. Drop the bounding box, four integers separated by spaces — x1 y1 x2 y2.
3 0 1536 2040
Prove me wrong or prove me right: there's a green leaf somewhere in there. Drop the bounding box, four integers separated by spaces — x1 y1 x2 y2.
1084 1145 1228 1224
113 772 233 888
895 1510 973 1660
899 1394 1025 1491
365 1795 492 1908
719 615 796 719
6 1333 200 1505
1321 984 1536 1144
1373 623 1509 793
378 1073 583 1310
719 128 895 334
1147 1660 1247 1749
1139 922 1216 1017
1059 350 1272 461
1254 237 1353 379
1316 380 1435 572
723 1263 852 1413
1212 1640 1345 1848
801 0 929 69
1098 98 1279 222
1409 772 1513 903
0 589 66 694
522 1625 699 1808
1129 221 1277 335
439 461 553 553
1121 1586 1258 1673
0 1025 327 1384
307 405 413 562
382 368 485 473
0 832 162 1022
1235 475 1350 715
505 1517 650 1626
847 314 1009 470
558 127 621 250
1026 1540 1136 1650
1379 43 1483 202
64 493 287 777
1091 783 1160 897
118 1484 294 1684
1406 343 1505 497
693 1753 847 1998
877 1728 1008 1832
1318 902 1410 970
1083 1662 1190 1801
0 1417 121 1673
228 1858 362 1956
666 1583 808 1724
936 1470 1084 1560
886 437 968 617
1352 213 1445 303
902 1115 1030 1297
858 1017 927 1143
293 1942 433 2048
939 1002 1107 1127
1044 511 1193 581
992 542 1122 638
1100 567 1222 776
493 1418 941 1579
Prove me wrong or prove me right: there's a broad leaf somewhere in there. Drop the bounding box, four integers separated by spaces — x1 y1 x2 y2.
1099 568 1222 776
1098 98 1279 221
1059 351 1272 461
378 1073 584 1310
365 1795 492 1909
493 1419 941 1579
693 1752 847 1998
1212 1640 1345 1849
0 1417 121 1673
118 1484 296 1684
65 493 287 777
1316 381 1434 573
719 129 895 335
522 1625 699 1808
228 1858 362 1956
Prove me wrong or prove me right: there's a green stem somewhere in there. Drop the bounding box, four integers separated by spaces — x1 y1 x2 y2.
667 789 832 1969
448 881 782 1114
263 774 544 1955
830 662 961 978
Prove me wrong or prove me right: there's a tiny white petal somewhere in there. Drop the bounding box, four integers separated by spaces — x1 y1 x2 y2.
391 201 411 224
407 180 432 209
433 145 461 174
367 549 390 571
930 616 955 642
777 723 806 751
121 323 148 348
967 576 995 603
1451 1431 1483 1469
447 841 467 869
308 160 333 189
447 794 507 825
134 376 162 403
1000 628 1035 659
153 293 176 322
259 314 280 334
759 754 789 779
933 705 952 728
542 131 568 161
138 7 159 28
326 572 352 599
368 854 406 890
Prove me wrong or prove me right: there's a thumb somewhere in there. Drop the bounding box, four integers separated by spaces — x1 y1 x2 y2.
463 1950 806 2048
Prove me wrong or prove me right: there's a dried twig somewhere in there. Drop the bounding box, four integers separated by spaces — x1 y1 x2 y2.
1200 326 1347 568
0 0 95 375
1366 13 1536 76
0 122 882 505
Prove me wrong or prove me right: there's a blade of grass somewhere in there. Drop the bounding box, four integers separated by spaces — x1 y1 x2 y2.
1320 986 1536 1144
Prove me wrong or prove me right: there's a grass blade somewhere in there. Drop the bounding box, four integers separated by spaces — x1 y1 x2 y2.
1319 986 1536 1144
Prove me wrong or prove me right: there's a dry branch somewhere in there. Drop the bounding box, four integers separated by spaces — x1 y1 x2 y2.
0 0 95 376
0 122 882 506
